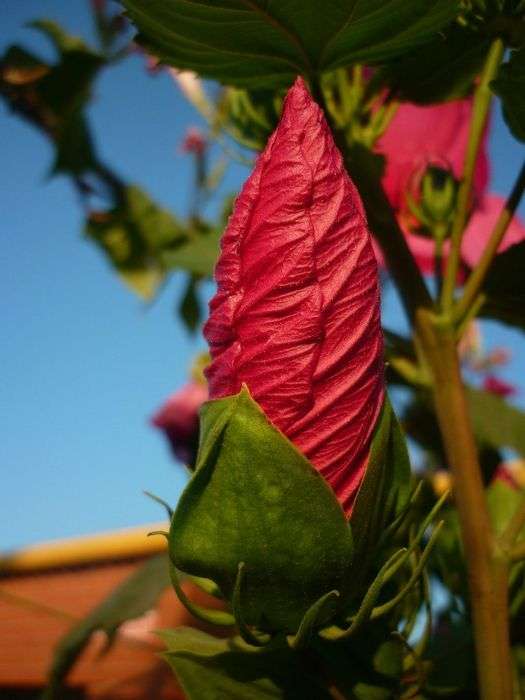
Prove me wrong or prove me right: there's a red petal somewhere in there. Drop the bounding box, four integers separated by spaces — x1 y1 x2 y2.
204 77 384 515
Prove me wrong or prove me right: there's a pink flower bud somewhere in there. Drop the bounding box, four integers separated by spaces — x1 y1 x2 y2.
181 127 206 155
204 77 384 516
482 375 517 398
151 381 208 463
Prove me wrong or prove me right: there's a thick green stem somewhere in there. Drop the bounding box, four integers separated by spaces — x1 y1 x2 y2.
454 160 525 323
417 311 513 700
441 38 504 312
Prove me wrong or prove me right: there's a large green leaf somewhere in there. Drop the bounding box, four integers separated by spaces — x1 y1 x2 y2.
492 48 525 142
161 627 333 699
377 23 489 104
169 387 354 633
480 241 525 331
122 0 458 88
44 554 170 700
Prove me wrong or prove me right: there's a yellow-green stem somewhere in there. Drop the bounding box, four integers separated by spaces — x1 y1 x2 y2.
417 311 513 699
441 38 504 312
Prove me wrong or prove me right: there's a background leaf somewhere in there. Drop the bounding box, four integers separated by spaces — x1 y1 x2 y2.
44 554 170 700
480 241 525 332
123 0 458 88
492 48 525 142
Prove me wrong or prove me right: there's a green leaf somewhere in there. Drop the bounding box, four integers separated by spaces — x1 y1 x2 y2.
162 226 222 277
480 241 525 331
122 0 458 88
179 276 202 332
0 21 104 176
492 48 525 142
169 387 354 633
350 396 411 580
85 185 184 299
44 554 170 700
377 24 489 104
161 627 333 699
466 387 525 458
30 19 92 54
487 478 525 536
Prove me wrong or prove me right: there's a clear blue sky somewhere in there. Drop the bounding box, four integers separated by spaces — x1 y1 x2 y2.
1 1 524 551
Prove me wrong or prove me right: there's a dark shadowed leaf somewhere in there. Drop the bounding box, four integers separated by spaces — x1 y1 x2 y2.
0 21 104 175
179 276 202 332
480 241 525 331
161 627 333 699
377 24 489 104
492 49 525 142
122 0 458 88
44 554 170 700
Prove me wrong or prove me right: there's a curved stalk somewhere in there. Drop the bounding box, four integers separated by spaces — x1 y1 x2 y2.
441 38 504 311
454 160 525 323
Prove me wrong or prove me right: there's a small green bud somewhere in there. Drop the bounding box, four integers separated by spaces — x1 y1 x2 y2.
420 165 458 229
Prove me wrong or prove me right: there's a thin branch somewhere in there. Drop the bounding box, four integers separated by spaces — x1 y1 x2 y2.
441 38 505 312
454 160 525 323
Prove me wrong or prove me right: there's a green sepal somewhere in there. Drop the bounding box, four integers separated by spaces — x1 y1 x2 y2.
349 395 411 585
169 386 353 633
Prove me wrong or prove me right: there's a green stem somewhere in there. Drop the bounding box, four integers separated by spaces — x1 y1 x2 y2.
441 38 504 312
417 311 513 700
454 160 525 323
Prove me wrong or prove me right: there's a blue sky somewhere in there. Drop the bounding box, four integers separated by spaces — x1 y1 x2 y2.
1 1 524 551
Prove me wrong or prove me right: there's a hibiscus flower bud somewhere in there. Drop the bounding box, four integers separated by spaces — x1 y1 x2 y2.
151 380 208 465
204 77 384 516
420 165 458 227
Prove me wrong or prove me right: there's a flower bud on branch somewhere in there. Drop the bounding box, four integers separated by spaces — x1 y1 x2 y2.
204 77 384 515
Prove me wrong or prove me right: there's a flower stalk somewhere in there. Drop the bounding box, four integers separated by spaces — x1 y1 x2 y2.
454 160 525 324
441 38 505 312
416 309 513 700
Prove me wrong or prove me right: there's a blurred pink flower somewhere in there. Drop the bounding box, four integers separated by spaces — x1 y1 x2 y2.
483 375 517 398
372 194 525 276
151 381 208 463
181 127 206 155
374 99 525 276
376 99 489 212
